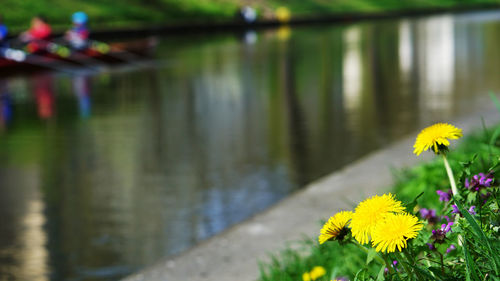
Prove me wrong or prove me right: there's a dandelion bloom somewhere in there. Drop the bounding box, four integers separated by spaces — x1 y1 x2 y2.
319 211 352 244
350 193 405 244
371 213 423 253
413 123 463 156
302 266 326 281
310 266 326 280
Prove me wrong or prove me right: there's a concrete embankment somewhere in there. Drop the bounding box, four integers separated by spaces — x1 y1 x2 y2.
123 104 499 281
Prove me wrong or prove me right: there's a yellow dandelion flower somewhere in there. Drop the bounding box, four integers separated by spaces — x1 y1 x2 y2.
413 123 463 156
371 212 423 253
350 193 405 244
302 266 326 281
319 211 353 244
310 266 326 280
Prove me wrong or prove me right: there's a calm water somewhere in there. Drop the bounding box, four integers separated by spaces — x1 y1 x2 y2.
1 10 500 281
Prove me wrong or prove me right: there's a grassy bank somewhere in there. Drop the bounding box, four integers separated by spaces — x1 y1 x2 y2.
3 0 500 33
258 121 500 280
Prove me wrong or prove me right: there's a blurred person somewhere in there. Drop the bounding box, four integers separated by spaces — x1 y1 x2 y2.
20 15 52 53
238 6 257 24
66 11 90 50
0 14 8 47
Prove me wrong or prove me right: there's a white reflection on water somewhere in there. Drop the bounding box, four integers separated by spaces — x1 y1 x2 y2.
343 26 363 111
19 200 49 281
399 20 413 79
1 169 49 281
418 15 455 116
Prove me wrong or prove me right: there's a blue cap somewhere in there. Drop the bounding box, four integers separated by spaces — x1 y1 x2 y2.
72 11 88 24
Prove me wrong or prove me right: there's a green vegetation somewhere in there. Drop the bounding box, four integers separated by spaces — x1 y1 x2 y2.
3 0 240 32
259 239 378 281
3 0 500 32
259 120 500 280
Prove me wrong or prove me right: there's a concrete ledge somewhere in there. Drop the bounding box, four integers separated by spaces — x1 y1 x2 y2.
123 107 499 281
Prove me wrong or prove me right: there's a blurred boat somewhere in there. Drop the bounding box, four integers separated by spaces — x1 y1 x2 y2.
0 37 157 76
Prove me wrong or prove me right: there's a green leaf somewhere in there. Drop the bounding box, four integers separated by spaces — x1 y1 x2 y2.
489 126 500 147
376 265 385 281
405 192 424 214
428 267 447 280
489 92 500 114
463 238 482 281
491 276 500 281
353 269 368 281
466 192 477 204
366 248 377 265
460 155 477 177
413 266 444 281
329 267 340 281
454 198 500 274
412 228 432 247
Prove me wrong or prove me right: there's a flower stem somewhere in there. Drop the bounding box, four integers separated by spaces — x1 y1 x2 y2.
442 154 459 196
443 154 464 247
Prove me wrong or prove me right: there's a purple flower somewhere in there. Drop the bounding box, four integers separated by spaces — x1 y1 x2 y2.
452 204 477 216
466 172 494 191
442 215 452 223
446 244 456 254
468 206 477 215
443 222 453 233
427 243 436 250
419 208 438 223
431 222 453 243
437 190 452 202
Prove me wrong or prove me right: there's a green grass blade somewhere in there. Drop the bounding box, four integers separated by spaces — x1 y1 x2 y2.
489 127 500 147
489 92 500 114
413 265 444 281
463 238 482 281
376 265 385 281
454 198 500 274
